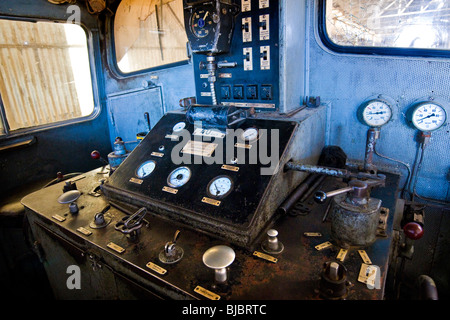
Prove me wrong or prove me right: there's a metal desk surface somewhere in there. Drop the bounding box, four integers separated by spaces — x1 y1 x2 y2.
22 167 400 300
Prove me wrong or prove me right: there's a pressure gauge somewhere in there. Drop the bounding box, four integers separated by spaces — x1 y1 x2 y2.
136 160 156 178
359 99 393 127
172 122 186 132
167 167 191 188
240 127 259 142
190 8 215 38
207 176 233 199
411 102 447 132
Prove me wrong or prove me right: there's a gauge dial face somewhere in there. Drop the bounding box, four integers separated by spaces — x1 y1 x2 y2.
207 176 233 199
136 160 156 178
191 8 214 38
241 127 259 142
412 102 447 131
362 100 392 127
167 167 191 188
173 122 186 132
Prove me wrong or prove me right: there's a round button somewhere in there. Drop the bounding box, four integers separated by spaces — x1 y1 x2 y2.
403 222 424 240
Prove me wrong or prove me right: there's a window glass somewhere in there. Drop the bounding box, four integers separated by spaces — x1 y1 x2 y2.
0 19 94 133
114 0 188 73
325 0 450 50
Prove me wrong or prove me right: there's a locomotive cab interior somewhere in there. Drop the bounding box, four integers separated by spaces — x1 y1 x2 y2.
0 0 449 308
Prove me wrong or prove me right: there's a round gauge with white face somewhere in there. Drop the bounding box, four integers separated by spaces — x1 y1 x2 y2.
241 127 259 142
360 99 393 127
411 102 447 132
172 122 186 132
167 166 191 188
136 160 156 178
207 176 233 199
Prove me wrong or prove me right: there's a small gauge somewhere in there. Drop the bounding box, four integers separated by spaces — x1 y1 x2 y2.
411 102 447 132
172 122 186 132
190 8 214 38
136 160 156 178
167 166 191 188
207 176 234 199
241 127 259 142
360 99 393 127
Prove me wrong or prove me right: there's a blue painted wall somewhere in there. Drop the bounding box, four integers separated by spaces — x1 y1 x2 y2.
307 0 450 201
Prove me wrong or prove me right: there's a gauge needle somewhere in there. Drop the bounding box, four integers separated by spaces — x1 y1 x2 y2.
417 113 435 123
203 11 209 20
214 183 219 195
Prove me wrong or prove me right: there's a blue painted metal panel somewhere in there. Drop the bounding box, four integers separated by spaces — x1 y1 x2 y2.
307 1 450 201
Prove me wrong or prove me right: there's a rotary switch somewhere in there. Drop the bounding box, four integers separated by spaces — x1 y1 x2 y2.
159 230 184 264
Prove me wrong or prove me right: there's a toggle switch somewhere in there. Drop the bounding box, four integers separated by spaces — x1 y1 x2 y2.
261 229 284 254
203 245 235 283
159 230 184 264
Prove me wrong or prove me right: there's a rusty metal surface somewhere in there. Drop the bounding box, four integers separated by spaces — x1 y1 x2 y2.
21 167 400 300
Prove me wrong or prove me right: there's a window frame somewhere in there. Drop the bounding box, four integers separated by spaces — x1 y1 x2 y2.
0 16 101 140
317 0 450 59
109 1 190 77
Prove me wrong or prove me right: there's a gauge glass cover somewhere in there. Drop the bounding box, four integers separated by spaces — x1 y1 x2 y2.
136 160 156 178
412 102 447 131
167 167 191 188
362 100 392 127
207 176 233 198
191 8 213 38
173 122 186 132
241 128 259 142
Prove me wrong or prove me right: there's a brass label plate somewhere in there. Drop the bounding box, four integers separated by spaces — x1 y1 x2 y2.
235 143 252 149
194 286 220 300
253 251 277 263
107 242 125 254
303 232 322 237
358 263 379 287
202 197 221 206
165 134 180 141
129 177 143 185
221 164 239 172
162 186 178 194
182 141 218 157
193 128 226 139
358 250 372 264
336 248 348 262
315 241 333 251
76 227 92 236
146 262 167 275
52 214 65 222
151 152 164 158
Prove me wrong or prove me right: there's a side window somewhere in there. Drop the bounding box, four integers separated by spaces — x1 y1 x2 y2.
321 0 450 55
0 19 95 135
113 0 188 74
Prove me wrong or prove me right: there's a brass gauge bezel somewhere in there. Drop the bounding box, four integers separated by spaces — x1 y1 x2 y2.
206 175 234 199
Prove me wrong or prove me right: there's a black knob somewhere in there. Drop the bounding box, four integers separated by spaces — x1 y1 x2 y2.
314 191 327 204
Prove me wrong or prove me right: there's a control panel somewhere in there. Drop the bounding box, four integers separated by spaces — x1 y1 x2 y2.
185 0 280 110
102 112 299 248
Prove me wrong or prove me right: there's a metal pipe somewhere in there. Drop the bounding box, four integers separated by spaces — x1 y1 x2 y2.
278 174 320 215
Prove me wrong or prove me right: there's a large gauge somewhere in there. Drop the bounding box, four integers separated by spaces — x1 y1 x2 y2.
190 8 215 38
167 167 191 188
411 102 447 132
359 99 392 127
136 160 156 178
207 176 233 199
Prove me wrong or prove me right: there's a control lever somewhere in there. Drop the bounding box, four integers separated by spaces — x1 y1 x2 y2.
89 205 111 229
203 245 235 284
114 207 147 242
159 230 184 264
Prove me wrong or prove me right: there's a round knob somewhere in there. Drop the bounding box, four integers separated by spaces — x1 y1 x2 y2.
403 222 424 240
261 229 284 254
91 150 101 160
57 190 81 204
203 245 235 283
